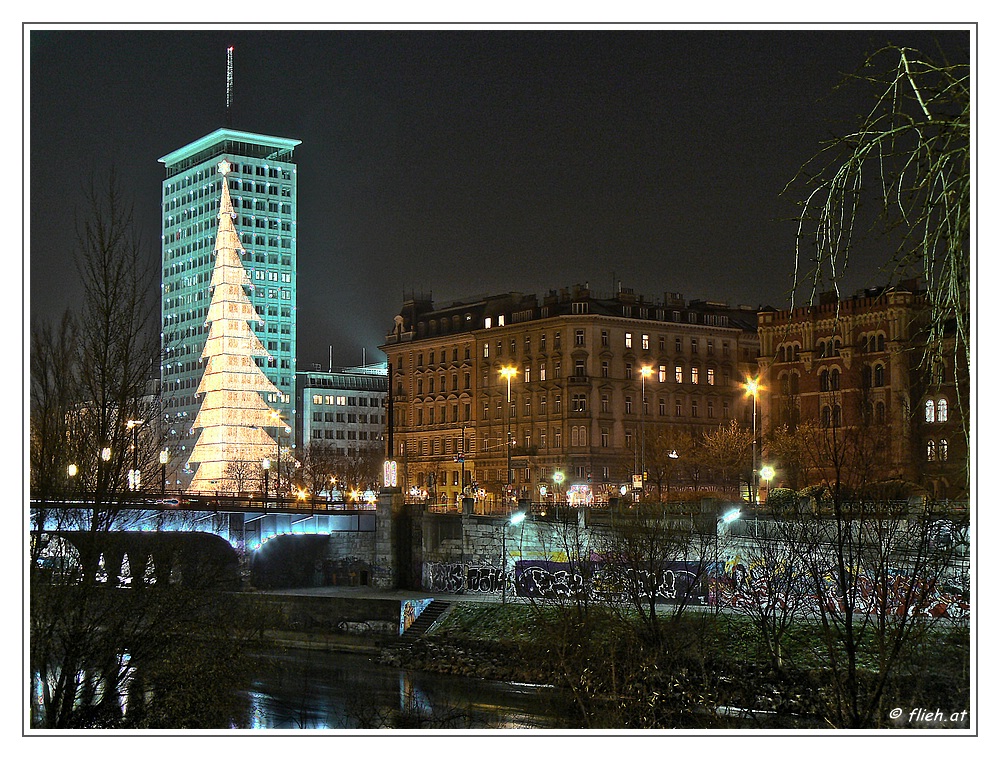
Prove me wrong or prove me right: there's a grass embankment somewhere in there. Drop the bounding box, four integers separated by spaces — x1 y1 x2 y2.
387 601 970 729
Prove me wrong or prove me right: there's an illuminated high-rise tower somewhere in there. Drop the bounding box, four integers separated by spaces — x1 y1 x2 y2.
159 129 300 488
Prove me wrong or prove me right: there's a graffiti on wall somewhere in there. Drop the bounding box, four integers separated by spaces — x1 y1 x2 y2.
424 562 510 596
400 597 434 635
715 559 970 620
421 557 969 620
422 559 710 605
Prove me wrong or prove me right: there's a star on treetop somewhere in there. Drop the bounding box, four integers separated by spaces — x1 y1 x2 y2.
218 159 232 176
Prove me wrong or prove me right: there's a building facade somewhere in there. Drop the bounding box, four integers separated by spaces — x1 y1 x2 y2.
159 129 300 487
756 284 968 500
381 285 760 509
296 364 389 457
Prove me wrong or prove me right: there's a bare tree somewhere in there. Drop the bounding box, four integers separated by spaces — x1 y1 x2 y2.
223 460 259 493
29 171 269 729
783 414 966 727
701 419 753 497
787 45 970 442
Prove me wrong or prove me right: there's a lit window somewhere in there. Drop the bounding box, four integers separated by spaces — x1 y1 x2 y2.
937 398 948 422
625 332 632 348
642 334 649 350
925 399 935 423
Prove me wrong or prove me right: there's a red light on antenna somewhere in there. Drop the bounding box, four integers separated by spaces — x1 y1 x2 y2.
227 46 234 51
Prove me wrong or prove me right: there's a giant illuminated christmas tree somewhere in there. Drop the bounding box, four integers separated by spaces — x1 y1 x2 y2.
187 160 280 492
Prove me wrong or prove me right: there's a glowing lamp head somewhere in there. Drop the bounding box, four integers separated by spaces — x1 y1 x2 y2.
760 465 776 482
720 508 741 525
509 511 526 526
745 378 760 396
159 450 169 465
640 365 653 378
500 366 517 381
100 447 111 462
67 463 78 477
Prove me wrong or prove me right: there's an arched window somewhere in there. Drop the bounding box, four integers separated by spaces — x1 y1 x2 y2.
925 399 935 423
860 334 869 353
820 370 829 392
876 334 886 352
937 398 948 422
876 401 886 424
832 405 842 427
833 337 842 356
862 365 872 388
926 440 936 461
874 364 885 387
939 439 948 461
822 406 831 428
830 368 840 391
817 340 827 358
790 372 799 393
793 344 801 361
780 373 790 394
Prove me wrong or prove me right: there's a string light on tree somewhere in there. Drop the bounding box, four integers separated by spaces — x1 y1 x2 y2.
186 159 281 491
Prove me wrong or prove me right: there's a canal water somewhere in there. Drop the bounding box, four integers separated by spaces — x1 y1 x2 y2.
245 648 576 730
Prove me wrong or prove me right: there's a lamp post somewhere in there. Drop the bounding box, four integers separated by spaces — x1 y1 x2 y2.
759 465 775 538
500 366 517 510
159 450 169 494
269 410 290 498
715 507 741 610
640 365 652 498
744 378 760 506
501 510 527 604
127 420 142 491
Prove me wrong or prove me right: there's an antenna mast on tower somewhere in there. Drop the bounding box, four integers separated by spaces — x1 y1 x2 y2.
226 46 234 126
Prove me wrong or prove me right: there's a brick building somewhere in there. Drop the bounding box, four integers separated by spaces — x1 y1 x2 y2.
381 284 760 509
756 284 968 500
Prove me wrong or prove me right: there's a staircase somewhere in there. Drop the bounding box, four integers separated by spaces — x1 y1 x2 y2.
398 599 451 644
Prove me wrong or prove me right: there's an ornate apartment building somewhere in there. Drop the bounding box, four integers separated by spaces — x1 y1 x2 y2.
756 283 968 500
381 285 760 509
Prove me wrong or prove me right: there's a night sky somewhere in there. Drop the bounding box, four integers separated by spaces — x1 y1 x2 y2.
27 26 972 369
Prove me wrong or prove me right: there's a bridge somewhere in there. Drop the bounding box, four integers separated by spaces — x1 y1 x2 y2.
30 492 377 552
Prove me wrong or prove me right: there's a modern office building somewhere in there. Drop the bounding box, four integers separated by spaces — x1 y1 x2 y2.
159 129 301 487
296 364 389 457
380 284 760 509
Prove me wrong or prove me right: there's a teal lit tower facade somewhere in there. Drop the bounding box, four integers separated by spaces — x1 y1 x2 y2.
159 129 301 488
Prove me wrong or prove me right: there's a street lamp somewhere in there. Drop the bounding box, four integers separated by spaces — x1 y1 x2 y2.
159 450 169 494
553 471 565 503
715 507 741 609
127 420 143 491
269 410 290 497
640 365 653 498
744 378 761 506
760 465 775 503
500 366 517 510
501 510 527 604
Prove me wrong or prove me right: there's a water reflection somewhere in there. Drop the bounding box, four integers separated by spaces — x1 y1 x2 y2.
246 648 572 730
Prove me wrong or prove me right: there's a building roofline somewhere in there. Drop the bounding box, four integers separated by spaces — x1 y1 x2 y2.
159 128 303 165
